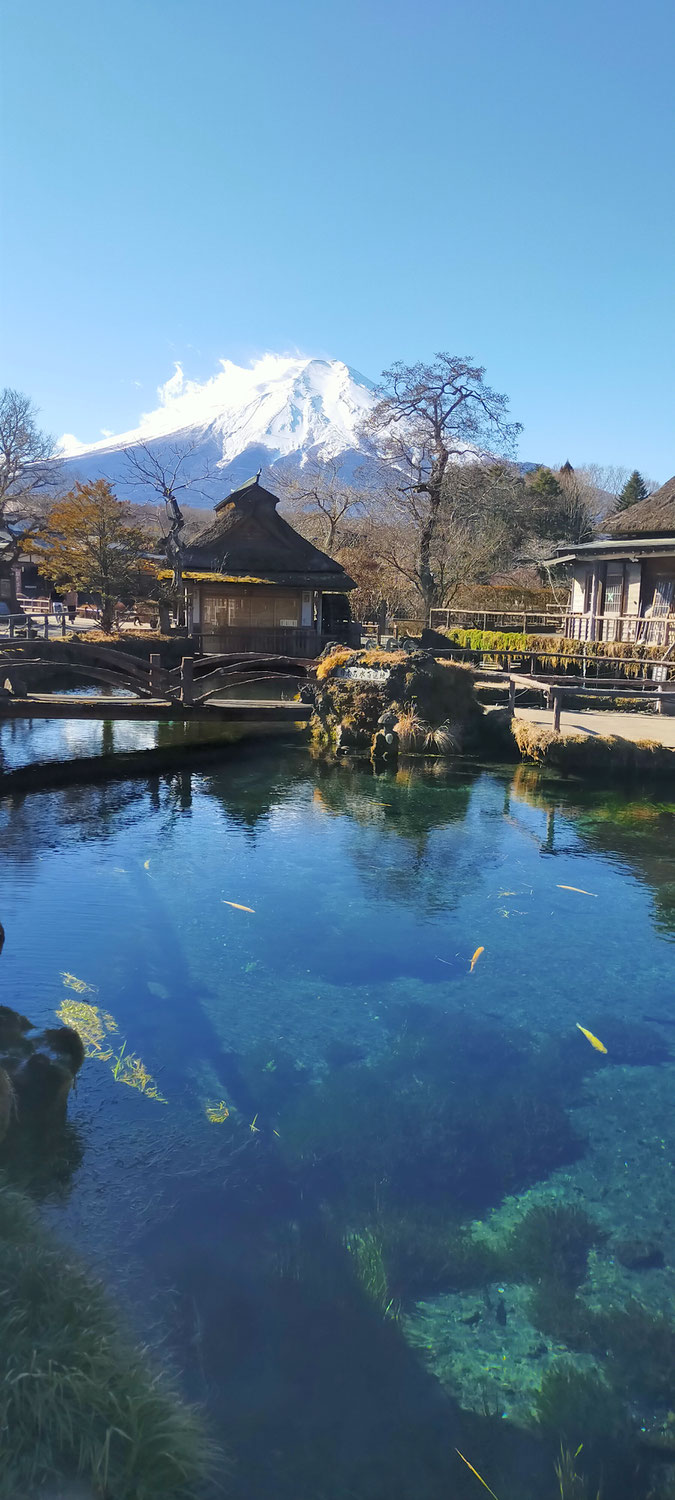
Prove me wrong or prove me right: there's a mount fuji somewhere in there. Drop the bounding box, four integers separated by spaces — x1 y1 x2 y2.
57 355 380 506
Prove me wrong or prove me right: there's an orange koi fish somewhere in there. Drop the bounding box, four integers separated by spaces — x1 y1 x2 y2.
576 1023 607 1054
469 946 485 973
222 901 255 913
557 885 597 897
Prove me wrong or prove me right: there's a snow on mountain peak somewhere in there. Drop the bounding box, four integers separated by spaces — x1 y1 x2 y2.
57 354 379 500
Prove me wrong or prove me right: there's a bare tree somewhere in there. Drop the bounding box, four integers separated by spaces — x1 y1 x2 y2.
122 440 212 542
122 440 213 625
361 354 522 615
367 461 530 613
0 388 60 526
273 455 370 553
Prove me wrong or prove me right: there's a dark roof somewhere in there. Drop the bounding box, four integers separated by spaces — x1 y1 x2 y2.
546 537 675 566
608 474 675 537
182 477 356 590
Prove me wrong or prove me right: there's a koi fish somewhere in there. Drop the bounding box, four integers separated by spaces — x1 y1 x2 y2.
469 946 484 973
576 1023 607 1054
222 901 255 913
557 885 597 897
143 859 151 870
455 1450 501 1500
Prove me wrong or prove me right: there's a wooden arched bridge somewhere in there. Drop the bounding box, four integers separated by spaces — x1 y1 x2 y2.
0 638 313 723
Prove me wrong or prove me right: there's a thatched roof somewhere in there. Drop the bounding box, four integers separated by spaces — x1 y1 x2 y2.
181 476 356 591
608 474 675 537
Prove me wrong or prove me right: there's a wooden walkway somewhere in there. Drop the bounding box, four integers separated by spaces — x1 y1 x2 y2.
0 695 311 723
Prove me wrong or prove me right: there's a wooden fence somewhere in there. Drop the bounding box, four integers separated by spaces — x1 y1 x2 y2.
504 672 675 731
429 606 565 635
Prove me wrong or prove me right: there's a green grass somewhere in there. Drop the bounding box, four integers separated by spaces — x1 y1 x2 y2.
0 1179 215 1498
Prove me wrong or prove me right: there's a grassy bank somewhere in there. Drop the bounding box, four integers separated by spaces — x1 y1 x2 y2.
0 1179 213 1499
511 717 675 776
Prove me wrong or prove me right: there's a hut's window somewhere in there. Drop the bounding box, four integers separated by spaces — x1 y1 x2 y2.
651 577 674 617
201 588 302 629
604 568 624 613
582 570 593 612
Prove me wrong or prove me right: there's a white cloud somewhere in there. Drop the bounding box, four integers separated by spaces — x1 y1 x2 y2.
56 433 87 456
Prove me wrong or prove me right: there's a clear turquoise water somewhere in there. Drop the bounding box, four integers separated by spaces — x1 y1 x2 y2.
2 719 675 1498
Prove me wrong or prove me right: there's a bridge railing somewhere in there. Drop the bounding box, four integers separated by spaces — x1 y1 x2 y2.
0 640 310 707
0 612 68 640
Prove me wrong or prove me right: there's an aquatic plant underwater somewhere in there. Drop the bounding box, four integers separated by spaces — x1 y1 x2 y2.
3 739 675 1496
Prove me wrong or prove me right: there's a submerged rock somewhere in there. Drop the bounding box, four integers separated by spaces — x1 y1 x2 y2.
0 1004 83 1142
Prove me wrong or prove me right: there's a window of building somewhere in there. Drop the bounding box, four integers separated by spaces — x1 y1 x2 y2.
582 570 593 612
201 587 302 629
604 568 624 614
650 577 674 618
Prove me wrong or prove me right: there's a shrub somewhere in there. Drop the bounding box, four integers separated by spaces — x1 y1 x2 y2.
0 1179 213 1499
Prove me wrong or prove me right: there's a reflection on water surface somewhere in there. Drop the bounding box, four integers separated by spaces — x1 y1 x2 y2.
2 727 675 1499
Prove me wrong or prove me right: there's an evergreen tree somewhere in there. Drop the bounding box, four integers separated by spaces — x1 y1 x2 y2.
616 470 649 511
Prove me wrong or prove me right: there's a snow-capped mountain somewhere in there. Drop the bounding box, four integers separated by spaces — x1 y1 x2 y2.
57 354 379 504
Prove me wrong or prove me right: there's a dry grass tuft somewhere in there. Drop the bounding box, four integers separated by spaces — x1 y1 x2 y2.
315 647 356 680
394 709 427 752
424 721 458 755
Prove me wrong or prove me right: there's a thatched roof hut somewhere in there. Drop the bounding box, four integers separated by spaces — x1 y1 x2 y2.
181 475 355 656
608 474 675 537
549 472 675 646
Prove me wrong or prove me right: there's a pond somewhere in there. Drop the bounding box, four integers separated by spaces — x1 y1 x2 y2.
2 719 675 1499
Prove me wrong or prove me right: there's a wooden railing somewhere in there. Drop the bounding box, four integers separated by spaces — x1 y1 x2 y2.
197 625 324 658
429 606 566 635
0 611 68 639
564 612 675 646
505 672 675 731
0 636 310 709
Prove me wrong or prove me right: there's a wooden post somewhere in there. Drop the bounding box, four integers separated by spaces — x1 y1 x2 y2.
180 656 193 707
553 688 562 733
508 678 516 714
9 617 14 640
44 615 49 639
656 683 664 716
61 612 66 637
149 652 162 696
588 566 600 641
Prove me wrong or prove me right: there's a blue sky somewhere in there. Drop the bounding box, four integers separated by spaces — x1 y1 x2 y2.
2 0 674 476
